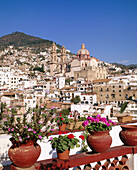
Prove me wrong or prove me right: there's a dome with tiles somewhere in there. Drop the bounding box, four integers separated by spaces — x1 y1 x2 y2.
77 44 90 55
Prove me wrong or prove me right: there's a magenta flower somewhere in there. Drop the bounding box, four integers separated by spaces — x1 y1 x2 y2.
28 128 33 131
57 120 60 122
11 128 14 131
106 122 110 127
38 135 42 139
8 128 10 131
33 131 36 134
82 120 89 127
50 137 53 140
51 129 54 131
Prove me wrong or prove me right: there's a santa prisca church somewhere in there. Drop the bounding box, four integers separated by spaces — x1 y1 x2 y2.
49 43 107 81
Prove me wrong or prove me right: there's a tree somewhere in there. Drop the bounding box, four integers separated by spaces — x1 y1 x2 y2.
71 96 80 104
60 109 70 115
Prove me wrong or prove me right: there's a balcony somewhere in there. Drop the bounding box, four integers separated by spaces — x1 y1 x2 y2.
1 122 137 169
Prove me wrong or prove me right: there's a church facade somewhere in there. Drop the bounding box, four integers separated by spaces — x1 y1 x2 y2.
49 43 107 81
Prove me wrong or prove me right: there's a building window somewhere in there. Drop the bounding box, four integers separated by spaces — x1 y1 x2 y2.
119 90 121 92
100 88 103 92
119 85 121 88
106 88 109 91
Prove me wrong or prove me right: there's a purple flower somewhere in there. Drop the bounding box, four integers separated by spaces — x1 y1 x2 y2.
106 122 110 127
82 120 89 127
96 114 101 118
38 135 42 139
51 106 55 109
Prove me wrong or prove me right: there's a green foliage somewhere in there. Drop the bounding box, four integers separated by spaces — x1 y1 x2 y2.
60 109 69 115
49 134 80 152
0 32 62 50
120 102 128 113
0 105 56 144
78 117 87 122
71 96 80 104
33 64 44 73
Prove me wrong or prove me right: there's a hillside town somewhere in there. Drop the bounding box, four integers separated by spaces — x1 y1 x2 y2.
0 41 137 170
0 42 137 118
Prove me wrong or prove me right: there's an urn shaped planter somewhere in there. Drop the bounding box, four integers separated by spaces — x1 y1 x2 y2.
8 140 41 168
87 130 112 153
120 125 137 146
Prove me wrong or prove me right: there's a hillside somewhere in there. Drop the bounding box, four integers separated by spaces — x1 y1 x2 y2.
0 31 61 49
111 63 137 70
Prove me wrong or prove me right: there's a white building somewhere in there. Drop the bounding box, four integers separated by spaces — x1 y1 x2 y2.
56 77 65 89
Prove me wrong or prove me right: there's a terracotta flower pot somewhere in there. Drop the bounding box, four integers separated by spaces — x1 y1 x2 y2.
87 130 112 153
8 140 41 168
59 124 66 131
120 125 137 146
57 149 70 160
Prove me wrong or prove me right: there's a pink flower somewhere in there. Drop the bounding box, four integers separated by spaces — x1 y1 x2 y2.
28 128 33 131
41 106 44 108
33 131 36 133
24 126 27 128
106 122 110 127
19 138 22 142
57 120 60 122
52 116 55 118
50 137 53 140
4 112 7 115
38 135 42 139
8 128 10 131
11 128 14 131
51 129 54 131
27 135 30 138
51 106 55 109
38 121 43 124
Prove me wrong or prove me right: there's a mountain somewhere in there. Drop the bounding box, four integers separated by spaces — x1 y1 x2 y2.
0 31 61 49
111 63 137 69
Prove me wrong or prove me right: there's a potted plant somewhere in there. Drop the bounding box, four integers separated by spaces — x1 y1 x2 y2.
67 117 87 130
82 115 115 153
117 102 132 123
0 105 56 168
55 112 69 131
49 132 85 160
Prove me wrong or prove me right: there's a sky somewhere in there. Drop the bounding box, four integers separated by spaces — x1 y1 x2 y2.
0 0 137 65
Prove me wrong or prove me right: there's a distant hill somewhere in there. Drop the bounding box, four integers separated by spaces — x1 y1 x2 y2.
0 31 61 49
111 63 137 69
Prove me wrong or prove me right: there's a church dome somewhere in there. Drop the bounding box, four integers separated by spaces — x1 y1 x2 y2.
77 43 90 55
